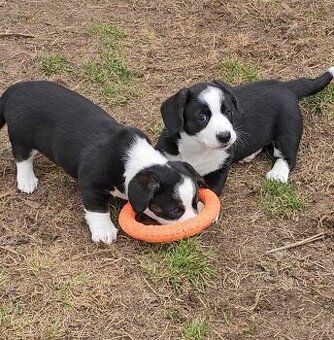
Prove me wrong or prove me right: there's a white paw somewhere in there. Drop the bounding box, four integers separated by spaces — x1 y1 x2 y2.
85 211 118 244
17 175 38 194
266 169 288 183
266 158 290 183
90 223 118 244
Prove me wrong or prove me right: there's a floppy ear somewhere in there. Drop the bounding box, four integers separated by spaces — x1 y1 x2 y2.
128 172 160 213
182 162 208 188
160 88 189 135
213 79 242 113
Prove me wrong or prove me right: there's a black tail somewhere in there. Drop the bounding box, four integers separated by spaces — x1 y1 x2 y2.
286 67 334 99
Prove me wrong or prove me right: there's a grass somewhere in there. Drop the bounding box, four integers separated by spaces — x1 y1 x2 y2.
94 23 127 48
40 55 73 76
303 83 334 114
85 24 139 106
220 56 260 84
138 238 216 292
260 181 304 215
182 318 209 340
0 304 31 331
84 54 139 106
55 274 87 308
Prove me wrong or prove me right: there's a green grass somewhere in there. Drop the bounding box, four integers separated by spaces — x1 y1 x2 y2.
182 318 209 340
40 55 73 76
303 83 334 114
85 24 139 106
0 304 32 331
260 181 304 215
84 53 139 106
138 238 216 292
55 274 87 308
220 56 260 84
94 24 127 48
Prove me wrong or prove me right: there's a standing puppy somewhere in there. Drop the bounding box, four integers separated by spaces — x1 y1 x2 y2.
0 81 204 244
156 67 334 195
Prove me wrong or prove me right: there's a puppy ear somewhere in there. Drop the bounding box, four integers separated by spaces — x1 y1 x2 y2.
160 88 189 135
182 162 208 188
128 172 160 213
213 79 242 113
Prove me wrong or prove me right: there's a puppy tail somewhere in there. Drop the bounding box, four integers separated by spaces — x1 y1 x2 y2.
286 67 334 99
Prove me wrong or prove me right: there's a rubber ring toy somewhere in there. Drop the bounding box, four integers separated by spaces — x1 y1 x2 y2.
118 188 221 243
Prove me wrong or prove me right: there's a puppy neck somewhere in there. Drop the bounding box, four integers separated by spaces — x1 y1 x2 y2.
124 136 167 194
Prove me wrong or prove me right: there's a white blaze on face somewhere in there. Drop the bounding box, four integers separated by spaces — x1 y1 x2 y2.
175 176 197 221
196 86 237 149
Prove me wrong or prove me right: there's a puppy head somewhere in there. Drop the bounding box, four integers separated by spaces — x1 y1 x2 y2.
161 80 241 150
128 162 206 224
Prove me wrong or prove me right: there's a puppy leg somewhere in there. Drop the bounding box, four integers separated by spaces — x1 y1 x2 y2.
204 160 231 196
266 148 290 183
266 109 302 183
82 189 118 244
13 146 38 194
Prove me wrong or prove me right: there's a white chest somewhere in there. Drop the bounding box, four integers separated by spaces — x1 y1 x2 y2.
166 139 230 176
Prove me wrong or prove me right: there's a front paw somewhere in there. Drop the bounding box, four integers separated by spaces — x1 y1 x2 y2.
85 211 118 244
91 223 118 244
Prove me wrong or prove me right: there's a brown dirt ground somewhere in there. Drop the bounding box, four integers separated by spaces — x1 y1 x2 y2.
1 0 334 339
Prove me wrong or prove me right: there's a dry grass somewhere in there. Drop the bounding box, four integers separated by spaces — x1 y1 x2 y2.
1 0 334 339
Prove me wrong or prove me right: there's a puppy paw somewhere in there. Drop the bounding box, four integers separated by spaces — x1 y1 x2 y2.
266 169 288 183
17 175 38 194
85 211 118 244
91 223 118 244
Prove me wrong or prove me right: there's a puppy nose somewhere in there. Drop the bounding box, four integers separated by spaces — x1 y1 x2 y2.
216 131 231 144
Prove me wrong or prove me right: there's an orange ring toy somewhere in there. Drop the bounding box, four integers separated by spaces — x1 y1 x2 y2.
118 188 221 243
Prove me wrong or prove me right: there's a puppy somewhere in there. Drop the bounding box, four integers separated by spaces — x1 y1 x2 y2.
0 81 204 244
156 67 334 195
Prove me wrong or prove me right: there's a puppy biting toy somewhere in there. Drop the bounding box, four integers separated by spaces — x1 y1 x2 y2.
118 188 221 243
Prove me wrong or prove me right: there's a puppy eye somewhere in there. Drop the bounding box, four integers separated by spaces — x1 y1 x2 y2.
197 114 209 124
224 109 232 115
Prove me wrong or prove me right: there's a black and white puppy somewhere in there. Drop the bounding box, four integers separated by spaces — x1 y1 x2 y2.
0 81 204 244
156 67 334 195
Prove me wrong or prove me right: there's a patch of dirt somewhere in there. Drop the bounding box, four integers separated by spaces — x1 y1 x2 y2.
1 0 334 339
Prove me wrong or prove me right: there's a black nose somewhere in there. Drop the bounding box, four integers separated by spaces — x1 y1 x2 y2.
216 131 231 144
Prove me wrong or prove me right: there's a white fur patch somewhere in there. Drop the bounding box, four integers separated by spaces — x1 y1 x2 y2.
266 159 290 183
196 86 237 149
164 132 230 176
239 149 262 164
16 157 38 194
327 66 334 77
123 136 167 194
110 188 127 200
175 176 197 220
85 210 118 244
